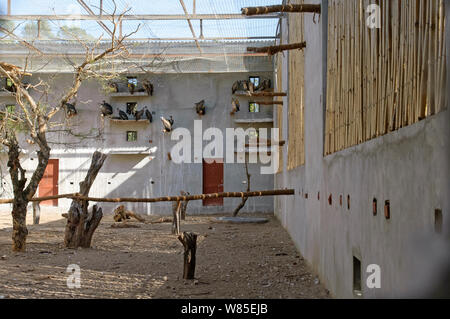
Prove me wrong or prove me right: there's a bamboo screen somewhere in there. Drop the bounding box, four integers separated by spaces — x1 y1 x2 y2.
325 0 447 155
287 0 306 170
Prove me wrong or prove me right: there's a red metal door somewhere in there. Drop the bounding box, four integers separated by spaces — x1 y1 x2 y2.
203 159 224 206
38 159 59 206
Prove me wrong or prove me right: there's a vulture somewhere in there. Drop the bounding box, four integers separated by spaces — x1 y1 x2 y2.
231 98 240 115
232 81 240 94
257 79 272 91
143 80 154 96
195 100 206 116
64 102 77 118
248 81 255 93
241 80 249 91
135 107 145 121
128 82 135 95
108 82 119 93
117 108 129 120
145 107 153 123
161 116 174 133
100 100 113 117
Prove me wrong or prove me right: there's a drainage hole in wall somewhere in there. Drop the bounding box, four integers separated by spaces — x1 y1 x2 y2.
328 194 332 205
353 256 362 296
435 209 443 234
340 195 343 206
384 200 391 220
317 192 320 200
347 195 351 210
373 198 378 216
70 182 74 185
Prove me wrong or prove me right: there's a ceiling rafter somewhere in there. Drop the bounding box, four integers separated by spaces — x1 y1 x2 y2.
0 14 279 21
179 0 202 53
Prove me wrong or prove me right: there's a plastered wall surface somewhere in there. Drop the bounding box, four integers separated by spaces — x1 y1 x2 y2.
275 0 450 298
0 71 275 216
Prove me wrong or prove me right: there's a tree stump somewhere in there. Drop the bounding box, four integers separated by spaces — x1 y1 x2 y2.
113 205 146 223
172 200 182 235
32 202 40 225
64 151 107 248
178 232 197 280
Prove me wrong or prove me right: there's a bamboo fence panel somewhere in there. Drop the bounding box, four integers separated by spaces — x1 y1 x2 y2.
287 0 306 170
325 0 446 156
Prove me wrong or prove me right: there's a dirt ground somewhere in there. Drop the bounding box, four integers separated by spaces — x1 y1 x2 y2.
0 208 330 299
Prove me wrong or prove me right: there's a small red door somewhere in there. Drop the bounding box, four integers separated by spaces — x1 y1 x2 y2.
38 159 59 206
203 159 224 206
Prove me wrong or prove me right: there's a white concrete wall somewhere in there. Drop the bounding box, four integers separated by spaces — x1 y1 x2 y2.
275 0 450 298
0 70 276 216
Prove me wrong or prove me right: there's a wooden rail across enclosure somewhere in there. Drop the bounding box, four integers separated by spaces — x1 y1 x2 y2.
0 189 295 205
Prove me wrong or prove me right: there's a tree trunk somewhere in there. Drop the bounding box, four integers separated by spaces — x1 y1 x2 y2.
172 200 181 235
178 232 197 280
64 151 107 248
11 199 28 252
233 161 251 217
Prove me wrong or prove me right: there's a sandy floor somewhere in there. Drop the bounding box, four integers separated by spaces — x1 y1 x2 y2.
0 208 330 299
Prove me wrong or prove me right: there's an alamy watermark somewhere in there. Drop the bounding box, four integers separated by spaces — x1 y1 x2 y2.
66 264 81 289
366 4 381 29
170 121 280 175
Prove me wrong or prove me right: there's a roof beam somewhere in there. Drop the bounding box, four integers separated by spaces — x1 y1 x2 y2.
0 14 280 21
179 0 202 54
77 0 113 37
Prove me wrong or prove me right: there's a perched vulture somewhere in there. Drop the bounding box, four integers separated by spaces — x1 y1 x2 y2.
248 81 255 93
232 81 240 94
161 116 174 133
241 80 249 91
143 80 154 96
64 102 77 118
231 98 240 115
195 100 206 116
257 79 272 91
128 82 135 95
135 107 145 121
117 108 129 120
100 100 113 117
108 82 119 93
145 107 153 123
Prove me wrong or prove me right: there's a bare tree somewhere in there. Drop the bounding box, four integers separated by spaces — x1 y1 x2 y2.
0 2 140 252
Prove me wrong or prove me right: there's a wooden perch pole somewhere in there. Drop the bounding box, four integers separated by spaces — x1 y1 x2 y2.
67 189 295 203
172 200 182 235
242 4 321 16
0 189 295 205
247 42 306 56
178 232 198 280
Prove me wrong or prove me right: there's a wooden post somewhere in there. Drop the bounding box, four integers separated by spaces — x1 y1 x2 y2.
241 4 321 16
172 200 181 235
7 0 11 15
178 232 197 280
233 161 250 217
180 190 190 220
32 201 40 225
247 42 306 56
